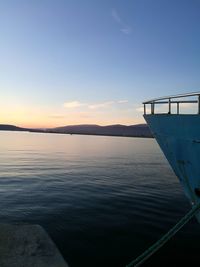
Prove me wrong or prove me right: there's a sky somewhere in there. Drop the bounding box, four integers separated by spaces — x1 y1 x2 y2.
1 0 200 128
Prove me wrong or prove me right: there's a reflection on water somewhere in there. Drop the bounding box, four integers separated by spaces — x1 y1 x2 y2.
0 131 199 266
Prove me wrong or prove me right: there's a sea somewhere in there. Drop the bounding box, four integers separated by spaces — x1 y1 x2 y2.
0 131 199 267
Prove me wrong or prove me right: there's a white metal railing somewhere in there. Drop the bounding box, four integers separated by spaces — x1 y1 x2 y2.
143 92 200 115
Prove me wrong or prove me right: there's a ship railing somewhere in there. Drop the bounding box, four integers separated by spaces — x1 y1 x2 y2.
143 92 200 115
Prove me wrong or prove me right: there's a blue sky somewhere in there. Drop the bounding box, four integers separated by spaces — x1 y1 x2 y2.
1 0 200 127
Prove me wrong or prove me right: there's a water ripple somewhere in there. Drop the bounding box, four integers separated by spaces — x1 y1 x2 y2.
0 132 198 266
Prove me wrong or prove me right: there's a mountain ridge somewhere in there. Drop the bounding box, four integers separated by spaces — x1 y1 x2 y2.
48 123 152 137
0 123 153 138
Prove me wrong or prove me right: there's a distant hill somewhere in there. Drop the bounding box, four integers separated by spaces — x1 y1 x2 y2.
0 124 28 131
0 123 153 138
48 124 153 138
0 124 42 133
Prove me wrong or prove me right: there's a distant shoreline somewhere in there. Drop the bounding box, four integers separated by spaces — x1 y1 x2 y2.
0 123 153 138
0 129 154 138
44 130 154 138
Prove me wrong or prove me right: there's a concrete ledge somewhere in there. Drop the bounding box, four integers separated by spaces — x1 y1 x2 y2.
0 224 69 267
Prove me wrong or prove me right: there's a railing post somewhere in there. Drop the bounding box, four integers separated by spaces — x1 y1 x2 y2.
151 103 154 114
177 102 179 114
144 104 146 115
168 98 171 114
198 95 200 114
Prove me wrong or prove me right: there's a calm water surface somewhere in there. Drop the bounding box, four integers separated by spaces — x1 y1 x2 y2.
0 131 199 266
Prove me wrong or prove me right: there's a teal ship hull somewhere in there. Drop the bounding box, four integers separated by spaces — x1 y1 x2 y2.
144 114 200 220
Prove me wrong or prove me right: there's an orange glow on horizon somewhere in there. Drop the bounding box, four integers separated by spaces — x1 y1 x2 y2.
1 116 144 129
0 103 144 128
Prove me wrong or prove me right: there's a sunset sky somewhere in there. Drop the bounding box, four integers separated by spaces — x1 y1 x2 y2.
1 0 200 128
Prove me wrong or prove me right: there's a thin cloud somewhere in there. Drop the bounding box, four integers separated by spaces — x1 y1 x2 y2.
121 27 132 35
111 8 132 35
89 101 114 109
49 114 66 119
118 100 128 104
111 8 122 23
64 101 85 108
63 100 115 110
136 107 144 113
